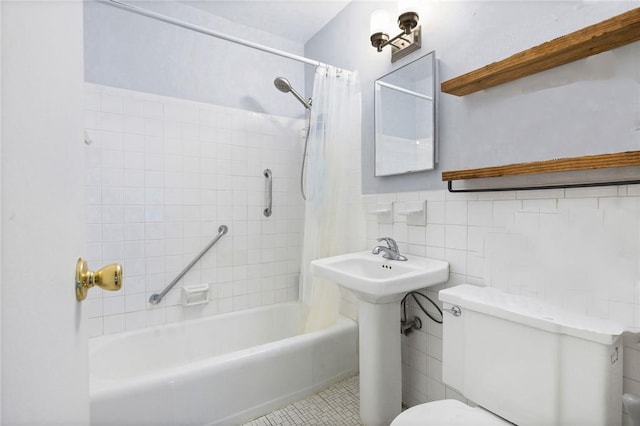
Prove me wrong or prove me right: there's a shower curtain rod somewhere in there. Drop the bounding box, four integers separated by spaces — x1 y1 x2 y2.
99 0 330 68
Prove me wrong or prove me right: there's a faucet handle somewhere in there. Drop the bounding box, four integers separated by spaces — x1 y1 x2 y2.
376 237 399 251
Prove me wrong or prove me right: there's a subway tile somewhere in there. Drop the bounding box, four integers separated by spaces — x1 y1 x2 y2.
102 187 123 206
513 210 539 233
628 184 640 196
516 189 564 200
123 98 143 116
125 293 147 313
522 198 557 210
467 201 492 227
103 296 125 316
85 147 102 169
102 224 124 242
445 201 467 225
123 115 145 134
445 249 467 275
565 186 619 198
123 133 144 152
142 101 163 120
125 311 146 330
87 318 104 338
467 253 485 279
85 298 103 319
426 334 442 361
101 168 123 188
557 197 598 210
426 201 445 224
492 200 521 229
467 226 488 254
85 186 102 206
145 307 166 328
445 225 467 250
100 112 123 132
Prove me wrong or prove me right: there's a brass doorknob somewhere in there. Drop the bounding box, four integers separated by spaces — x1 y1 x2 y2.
75 258 123 301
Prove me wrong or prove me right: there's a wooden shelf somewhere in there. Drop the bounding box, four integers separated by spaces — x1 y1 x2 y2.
442 151 640 182
441 7 640 96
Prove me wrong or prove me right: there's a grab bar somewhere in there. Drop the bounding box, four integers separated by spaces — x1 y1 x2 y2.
263 169 272 217
149 225 228 304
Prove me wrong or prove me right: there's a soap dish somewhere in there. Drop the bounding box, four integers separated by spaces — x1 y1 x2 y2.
182 284 209 306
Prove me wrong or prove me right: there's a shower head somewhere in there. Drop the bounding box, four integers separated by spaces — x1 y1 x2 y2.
273 77 312 110
274 77 292 93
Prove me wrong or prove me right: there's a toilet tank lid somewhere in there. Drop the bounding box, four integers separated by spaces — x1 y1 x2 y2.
439 285 624 345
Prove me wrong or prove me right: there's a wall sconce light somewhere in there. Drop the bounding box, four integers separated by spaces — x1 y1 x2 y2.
370 7 421 62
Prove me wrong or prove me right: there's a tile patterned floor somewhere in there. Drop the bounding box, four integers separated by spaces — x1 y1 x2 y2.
243 375 363 426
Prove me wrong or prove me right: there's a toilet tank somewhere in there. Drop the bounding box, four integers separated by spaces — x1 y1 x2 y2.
440 285 623 426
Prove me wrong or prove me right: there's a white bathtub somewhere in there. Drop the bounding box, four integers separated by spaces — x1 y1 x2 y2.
89 302 358 425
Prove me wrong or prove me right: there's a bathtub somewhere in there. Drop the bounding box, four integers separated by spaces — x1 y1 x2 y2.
89 302 358 425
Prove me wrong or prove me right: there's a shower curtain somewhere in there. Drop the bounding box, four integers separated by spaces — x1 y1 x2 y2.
301 65 362 332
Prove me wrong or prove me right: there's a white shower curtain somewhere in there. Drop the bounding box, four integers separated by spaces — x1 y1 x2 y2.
301 65 362 332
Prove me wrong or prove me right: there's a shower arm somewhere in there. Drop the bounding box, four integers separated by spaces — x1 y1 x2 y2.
289 89 312 109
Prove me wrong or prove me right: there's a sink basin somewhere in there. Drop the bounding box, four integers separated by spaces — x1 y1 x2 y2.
311 251 449 303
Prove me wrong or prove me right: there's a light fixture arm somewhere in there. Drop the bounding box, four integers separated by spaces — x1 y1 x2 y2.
373 30 415 52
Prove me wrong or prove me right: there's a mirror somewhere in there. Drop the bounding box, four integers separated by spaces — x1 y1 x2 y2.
374 51 437 176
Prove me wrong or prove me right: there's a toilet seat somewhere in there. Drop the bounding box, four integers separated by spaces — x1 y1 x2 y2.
391 399 511 425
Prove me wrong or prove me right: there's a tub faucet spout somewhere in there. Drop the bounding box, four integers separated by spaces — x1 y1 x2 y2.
372 237 407 261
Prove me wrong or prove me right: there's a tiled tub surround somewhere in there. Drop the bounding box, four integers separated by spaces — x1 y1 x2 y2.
363 186 640 423
84 83 305 337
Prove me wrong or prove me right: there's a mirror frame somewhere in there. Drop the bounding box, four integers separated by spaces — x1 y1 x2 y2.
374 51 437 177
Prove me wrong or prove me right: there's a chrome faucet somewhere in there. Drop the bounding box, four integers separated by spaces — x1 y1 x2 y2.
372 237 408 261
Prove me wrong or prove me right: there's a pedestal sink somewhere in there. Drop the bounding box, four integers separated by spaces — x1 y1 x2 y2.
311 251 449 426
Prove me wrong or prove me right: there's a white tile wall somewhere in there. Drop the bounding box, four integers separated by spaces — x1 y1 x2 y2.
364 187 640 420
84 84 305 337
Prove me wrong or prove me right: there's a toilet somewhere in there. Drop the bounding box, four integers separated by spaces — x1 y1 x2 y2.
392 284 624 426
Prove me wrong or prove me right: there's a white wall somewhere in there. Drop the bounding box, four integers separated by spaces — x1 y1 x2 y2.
306 1 640 194
2 2 89 424
84 1 311 119
84 84 305 336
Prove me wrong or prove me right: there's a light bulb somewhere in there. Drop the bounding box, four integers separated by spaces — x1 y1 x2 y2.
370 9 390 35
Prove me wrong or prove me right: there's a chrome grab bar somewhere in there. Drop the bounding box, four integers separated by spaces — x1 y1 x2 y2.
263 169 272 217
149 225 228 304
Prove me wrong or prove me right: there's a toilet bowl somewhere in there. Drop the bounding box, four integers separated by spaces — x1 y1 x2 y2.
391 400 510 425
624 393 640 426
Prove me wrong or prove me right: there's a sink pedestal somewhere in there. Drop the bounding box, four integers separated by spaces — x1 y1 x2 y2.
310 251 449 425
358 299 402 426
